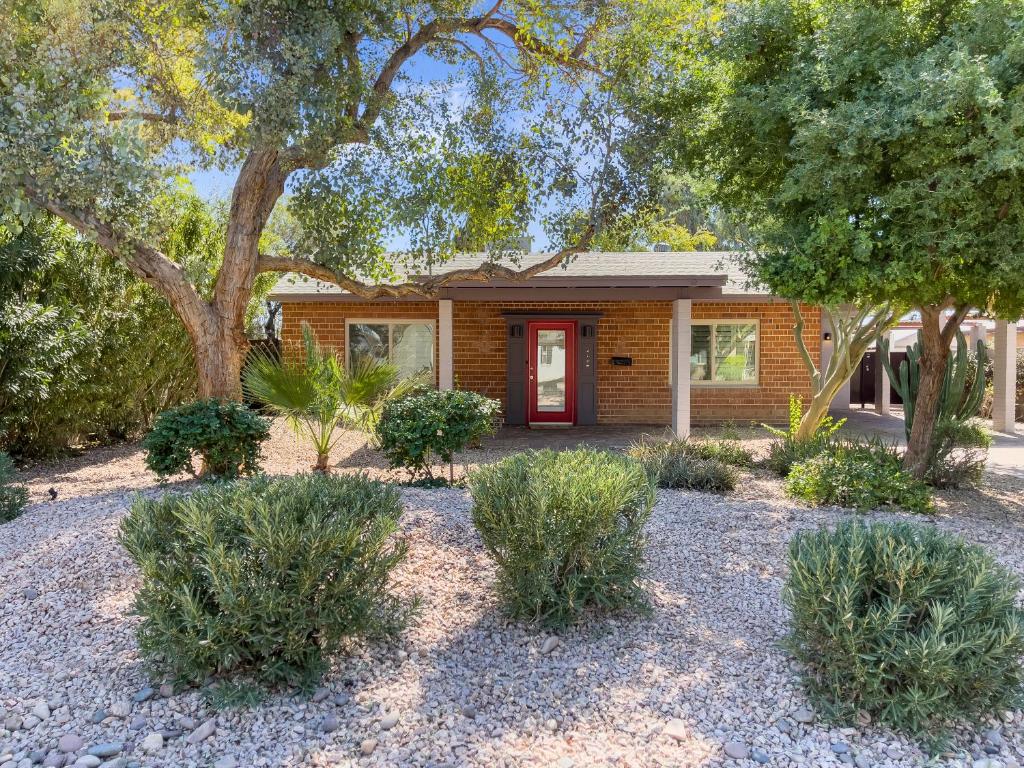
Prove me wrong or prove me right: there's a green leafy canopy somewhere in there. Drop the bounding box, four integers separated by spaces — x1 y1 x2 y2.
643 0 1024 317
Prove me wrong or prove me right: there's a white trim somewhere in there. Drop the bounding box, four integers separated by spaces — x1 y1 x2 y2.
438 300 454 390
676 318 760 387
345 319 436 380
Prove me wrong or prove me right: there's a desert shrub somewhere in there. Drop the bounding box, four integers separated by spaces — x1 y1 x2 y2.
785 438 932 513
0 452 28 523
142 399 270 480
784 519 1024 745
628 438 740 493
469 448 656 626
377 389 500 482
926 418 991 489
764 395 844 476
119 473 409 687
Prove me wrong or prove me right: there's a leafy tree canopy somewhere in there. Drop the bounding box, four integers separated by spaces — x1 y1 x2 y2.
640 0 1024 318
1 0 639 278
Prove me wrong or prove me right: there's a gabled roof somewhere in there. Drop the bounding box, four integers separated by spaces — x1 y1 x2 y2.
268 250 764 301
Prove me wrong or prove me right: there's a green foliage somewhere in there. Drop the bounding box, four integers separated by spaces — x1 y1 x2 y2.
927 418 992 489
243 323 417 471
376 390 500 482
648 0 1024 322
0 452 28 523
469 449 656 627
0 217 198 456
142 399 269 480
881 329 988 442
628 437 748 493
764 395 844 476
119 473 409 688
785 439 932 514
784 520 1024 745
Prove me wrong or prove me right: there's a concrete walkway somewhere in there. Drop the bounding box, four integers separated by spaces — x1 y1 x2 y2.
836 407 1024 479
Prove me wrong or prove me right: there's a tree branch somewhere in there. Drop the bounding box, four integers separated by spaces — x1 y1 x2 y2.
21 181 210 336
256 226 595 299
106 109 178 124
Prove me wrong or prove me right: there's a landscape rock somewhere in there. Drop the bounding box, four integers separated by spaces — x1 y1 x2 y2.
185 718 216 744
360 739 378 756
540 636 560 655
56 735 83 754
139 734 162 754
723 741 749 760
379 712 400 731
85 745 121 760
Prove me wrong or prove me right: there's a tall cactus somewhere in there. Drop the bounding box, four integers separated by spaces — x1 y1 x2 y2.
879 329 987 440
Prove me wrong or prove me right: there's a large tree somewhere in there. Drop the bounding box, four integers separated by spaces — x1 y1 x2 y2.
1 0 633 399
641 0 1024 476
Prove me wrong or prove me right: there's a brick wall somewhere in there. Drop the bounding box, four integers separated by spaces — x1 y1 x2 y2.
280 298 820 425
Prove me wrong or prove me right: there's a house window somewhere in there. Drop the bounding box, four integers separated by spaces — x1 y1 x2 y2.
346 321 434 379
691 321 758 384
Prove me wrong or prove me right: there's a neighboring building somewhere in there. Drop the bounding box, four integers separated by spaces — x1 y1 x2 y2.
269 251 822 432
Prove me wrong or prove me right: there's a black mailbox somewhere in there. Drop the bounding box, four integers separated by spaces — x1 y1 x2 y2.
611 356 633 366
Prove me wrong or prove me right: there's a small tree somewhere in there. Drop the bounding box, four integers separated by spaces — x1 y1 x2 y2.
243 323 419 471
791 302 899 441
644 0 1024 477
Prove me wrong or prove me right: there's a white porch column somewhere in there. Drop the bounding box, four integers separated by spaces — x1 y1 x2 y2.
671 299 692 437
875 329 891 415
438 299 454 390
993 320 1017 434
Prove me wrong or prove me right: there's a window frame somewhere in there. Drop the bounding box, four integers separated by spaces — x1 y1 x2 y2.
344 319 436 380
671 318 760 387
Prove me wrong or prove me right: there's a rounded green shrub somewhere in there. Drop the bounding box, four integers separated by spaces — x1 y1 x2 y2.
0 452 28 522
142 398 270 480
628 438 742 492
784 519 1024 744
470 448 656 627
376 389 500 482
119 473 410 687
785 439 932 513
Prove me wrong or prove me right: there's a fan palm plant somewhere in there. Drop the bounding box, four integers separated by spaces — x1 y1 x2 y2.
243 323 420 471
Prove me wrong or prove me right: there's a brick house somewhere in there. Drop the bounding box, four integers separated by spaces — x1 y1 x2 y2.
269 252 823 432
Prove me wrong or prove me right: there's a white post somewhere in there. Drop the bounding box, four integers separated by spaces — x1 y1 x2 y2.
671 299 692 437
970 321 986 350
993 320 1017 434
438 299 454 390
876 330 891 415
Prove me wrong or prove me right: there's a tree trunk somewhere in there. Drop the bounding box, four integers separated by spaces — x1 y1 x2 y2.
314 453 330 472
902 305 954 479
795 394 836 442
193 319 248 400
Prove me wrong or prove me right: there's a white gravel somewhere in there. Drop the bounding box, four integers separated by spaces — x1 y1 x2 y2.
3 437 1024 766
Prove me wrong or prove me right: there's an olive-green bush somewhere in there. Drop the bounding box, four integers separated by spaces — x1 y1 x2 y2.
628 437 742 493
120 473 410 687
470 449 656 626
784 520 1024 745
142 399 270 480
0 452 28 523
785 439 932 513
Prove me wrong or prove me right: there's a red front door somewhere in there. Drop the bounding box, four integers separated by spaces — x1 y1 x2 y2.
528 321 576 425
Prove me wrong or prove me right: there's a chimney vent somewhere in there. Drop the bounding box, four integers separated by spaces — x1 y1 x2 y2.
652 242 671 252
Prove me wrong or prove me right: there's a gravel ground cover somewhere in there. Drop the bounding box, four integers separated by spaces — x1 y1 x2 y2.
2 425 1024 767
